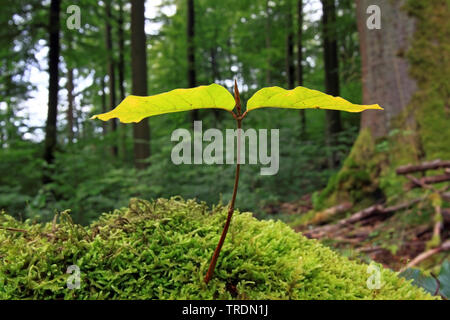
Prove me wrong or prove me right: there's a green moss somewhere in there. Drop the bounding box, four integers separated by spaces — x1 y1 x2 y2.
0 198 434 300
404 0 450 161
314 129 386 210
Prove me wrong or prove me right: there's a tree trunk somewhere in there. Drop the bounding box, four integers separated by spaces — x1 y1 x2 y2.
100 75 108 136
187 0 198 123
118 0 127 161
265 0 272 85
297 0 306 136
210 44 222 122
322 0 342 168
105 1 118 157
131 0 151 169
43 0 61 183
356 0 417 138
320 0 450 208
285 1 295 89
66 68 74 143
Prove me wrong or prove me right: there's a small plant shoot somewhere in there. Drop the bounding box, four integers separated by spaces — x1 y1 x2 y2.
92 80 383 283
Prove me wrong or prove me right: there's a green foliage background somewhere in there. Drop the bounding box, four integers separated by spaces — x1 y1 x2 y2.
0 0 362 225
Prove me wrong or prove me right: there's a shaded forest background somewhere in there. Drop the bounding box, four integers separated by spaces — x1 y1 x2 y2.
0 0 449 276
1 0 363 223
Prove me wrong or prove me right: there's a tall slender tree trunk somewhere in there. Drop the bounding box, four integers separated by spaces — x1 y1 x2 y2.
187 0 198 123
4 78 16 144
322 0 342 168
43 0 61 184
74 104 81 139
5 103 15 144
297 0 306 136
118 0 127 161
66 68 75 143
131 0 151 169
105 1 118 157
210 44 222 122
265 0 272 85
100 75 108 136
285 0 295 89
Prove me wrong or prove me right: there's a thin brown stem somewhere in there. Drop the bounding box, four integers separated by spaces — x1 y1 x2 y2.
204 80 243 284
204 119 241 284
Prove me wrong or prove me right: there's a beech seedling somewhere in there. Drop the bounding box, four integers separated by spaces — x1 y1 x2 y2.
92 80 382 283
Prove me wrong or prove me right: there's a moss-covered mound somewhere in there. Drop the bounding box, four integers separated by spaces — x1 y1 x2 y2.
0 198 434 299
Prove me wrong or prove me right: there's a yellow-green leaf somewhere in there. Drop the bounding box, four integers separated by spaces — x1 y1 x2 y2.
91 84 235 123
247 86 383 113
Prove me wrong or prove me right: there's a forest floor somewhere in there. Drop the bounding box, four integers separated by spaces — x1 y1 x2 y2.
272 194 449 272
267 160 450 273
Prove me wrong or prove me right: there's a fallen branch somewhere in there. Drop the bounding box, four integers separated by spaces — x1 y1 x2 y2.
310 202 352 225
400 240 450 272
396 159 450 175
305 198 423 239
405 173 450 190
0 226 27 233
305 205 383 238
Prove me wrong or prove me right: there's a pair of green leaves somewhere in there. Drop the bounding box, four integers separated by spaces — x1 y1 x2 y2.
91 83 382 123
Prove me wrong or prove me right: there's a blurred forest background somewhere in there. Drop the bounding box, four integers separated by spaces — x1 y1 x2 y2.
0 0 449 275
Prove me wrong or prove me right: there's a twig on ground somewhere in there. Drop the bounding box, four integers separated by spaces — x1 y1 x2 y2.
405 173 450 190
396 159 450 175
0 226 27 233
305 198 423 239
400 240 450 272
310 202 352 225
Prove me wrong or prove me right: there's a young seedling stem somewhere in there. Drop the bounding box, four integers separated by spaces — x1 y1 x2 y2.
204 80 246 284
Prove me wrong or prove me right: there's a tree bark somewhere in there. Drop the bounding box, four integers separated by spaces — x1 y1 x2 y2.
322 0 342 168
43 0 61 183
118 0 127 160
118 1 126 103
210 44 222 122
285 0 295 89
66 68 74 143
356 0 417 138
187 0 198 123
100 75 107 136
297 0 305 136
131 0 151 169
105 1 118 157
265 0 272 85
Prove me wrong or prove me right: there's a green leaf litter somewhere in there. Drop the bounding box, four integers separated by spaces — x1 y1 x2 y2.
0 197 436 299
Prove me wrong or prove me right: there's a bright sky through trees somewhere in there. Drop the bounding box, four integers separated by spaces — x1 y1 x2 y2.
13 0 322 141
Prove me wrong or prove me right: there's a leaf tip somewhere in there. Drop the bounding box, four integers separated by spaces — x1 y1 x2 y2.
374 104 384 110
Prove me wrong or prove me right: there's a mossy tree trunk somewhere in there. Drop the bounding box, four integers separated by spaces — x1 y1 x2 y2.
316 0 450 209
